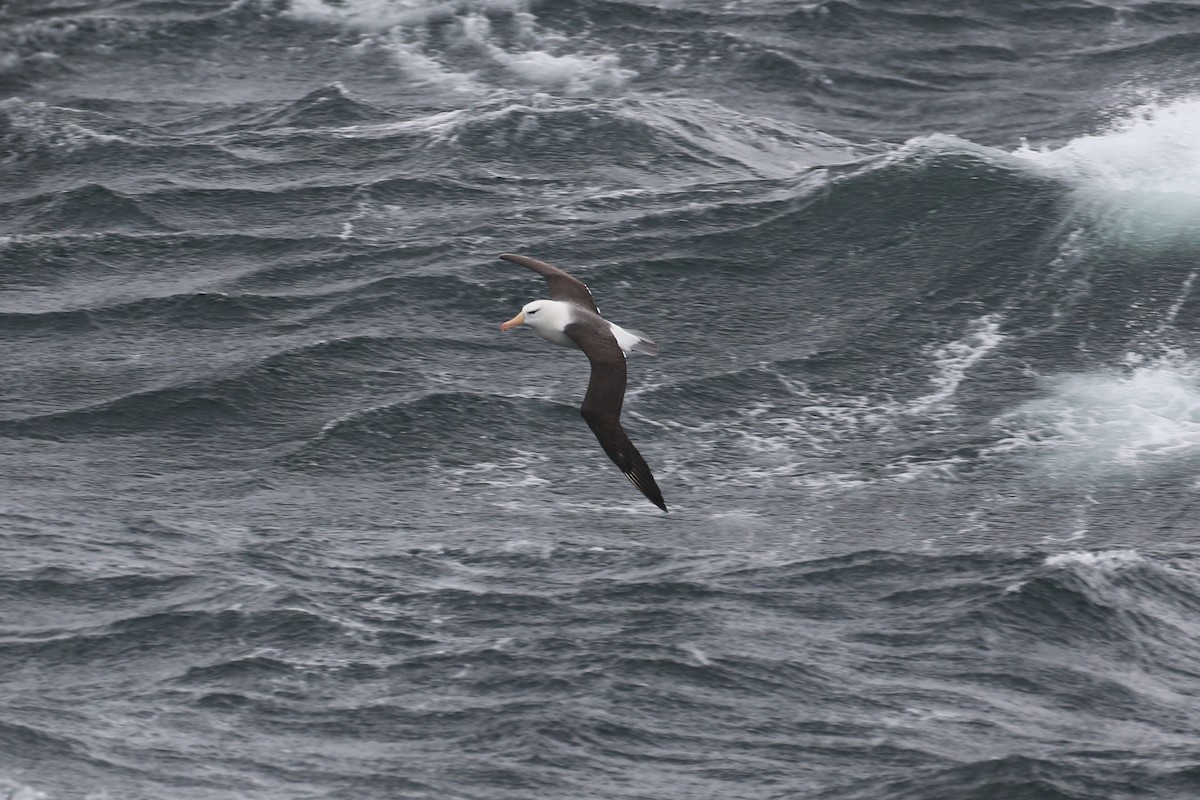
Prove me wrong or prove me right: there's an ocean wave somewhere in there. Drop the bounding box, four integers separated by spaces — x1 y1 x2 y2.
7 542 1199 797
0 232 378 317
1081 29 1200 64
988 549 1200 675
0 99 142 159
843 95 1200 253
280 390 575 472
0 570 194 620
841 753 1182 800
1013 96 1200 243
0 183 172 236
312 93 861 178
208 82 400 132
23 108 1125 500
0 1 257 88
0 290 312 332
2 90 863 247
0 12 144 84
0 333 419 435
0 178 359 239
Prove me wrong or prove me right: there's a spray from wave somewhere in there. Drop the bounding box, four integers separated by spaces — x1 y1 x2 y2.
980 98 1200 482
993 353 1200 479
1013 96 1200 242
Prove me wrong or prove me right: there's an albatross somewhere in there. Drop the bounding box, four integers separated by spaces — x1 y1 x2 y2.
497 253 668 512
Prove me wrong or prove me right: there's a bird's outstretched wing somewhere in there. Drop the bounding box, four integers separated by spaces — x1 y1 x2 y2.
499 253 601 315
566 323 668 512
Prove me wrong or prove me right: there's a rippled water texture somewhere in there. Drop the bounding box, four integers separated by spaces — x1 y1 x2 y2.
3 1 1200 798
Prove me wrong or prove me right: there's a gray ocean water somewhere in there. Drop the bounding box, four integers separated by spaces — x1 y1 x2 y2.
4 1 1200 798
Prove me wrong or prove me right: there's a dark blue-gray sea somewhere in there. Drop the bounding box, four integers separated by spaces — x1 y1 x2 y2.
4 1 1200 798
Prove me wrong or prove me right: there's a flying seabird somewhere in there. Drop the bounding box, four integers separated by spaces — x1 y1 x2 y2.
497 253 668 512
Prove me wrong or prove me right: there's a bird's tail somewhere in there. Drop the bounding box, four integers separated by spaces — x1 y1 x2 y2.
613 325 659 357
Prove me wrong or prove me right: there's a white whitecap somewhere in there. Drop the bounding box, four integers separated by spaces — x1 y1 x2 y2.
1044 549 1143 569
1012 96 1200 242
285 0 635 95
993 356 1200 477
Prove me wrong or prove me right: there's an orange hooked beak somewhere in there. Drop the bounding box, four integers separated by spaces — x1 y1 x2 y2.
499 310 525 332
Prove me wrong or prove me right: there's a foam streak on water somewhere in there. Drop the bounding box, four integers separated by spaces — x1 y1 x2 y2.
911 314 1005 412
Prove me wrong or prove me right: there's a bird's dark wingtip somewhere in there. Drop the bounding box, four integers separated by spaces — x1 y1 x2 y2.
624 470 668 513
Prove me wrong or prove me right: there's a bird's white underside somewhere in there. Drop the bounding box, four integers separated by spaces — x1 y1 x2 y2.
520 299 653 356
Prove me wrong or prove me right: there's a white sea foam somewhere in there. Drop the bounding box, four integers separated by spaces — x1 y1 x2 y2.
1044 549 1143 569
1015 97 1200 196
286 0 636 95
878 99 1200 243
1013 97 1200 240
994 356 1200 476
0 98 132 156
376 31 488 93
494 49 634 95
287 0 528 30
680 643 712 666
1155 269 1198 335
0 778 48 800
445 453 552 489
911 314 1005 412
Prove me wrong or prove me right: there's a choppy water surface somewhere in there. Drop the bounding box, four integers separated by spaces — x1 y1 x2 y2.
4 1 1200 798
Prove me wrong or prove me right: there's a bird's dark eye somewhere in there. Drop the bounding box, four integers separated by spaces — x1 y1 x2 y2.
527 308 539 315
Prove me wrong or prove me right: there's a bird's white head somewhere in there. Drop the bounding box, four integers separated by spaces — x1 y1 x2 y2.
499 299 572 338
